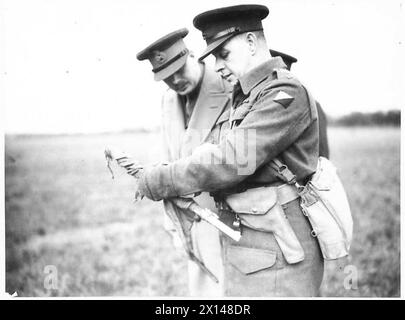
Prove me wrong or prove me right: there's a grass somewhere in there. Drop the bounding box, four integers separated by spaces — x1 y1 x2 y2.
5 127 400 297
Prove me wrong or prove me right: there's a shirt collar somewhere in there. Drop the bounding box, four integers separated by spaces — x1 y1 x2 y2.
238 56 287 95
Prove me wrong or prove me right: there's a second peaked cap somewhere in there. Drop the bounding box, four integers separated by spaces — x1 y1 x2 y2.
136 28 190 81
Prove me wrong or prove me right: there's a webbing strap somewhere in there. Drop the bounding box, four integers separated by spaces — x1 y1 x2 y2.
268 158 297 185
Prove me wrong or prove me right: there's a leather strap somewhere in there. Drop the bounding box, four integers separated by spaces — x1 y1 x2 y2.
268 158 298 185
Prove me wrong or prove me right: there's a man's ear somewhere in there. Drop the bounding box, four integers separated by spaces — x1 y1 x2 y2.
245 32 258 55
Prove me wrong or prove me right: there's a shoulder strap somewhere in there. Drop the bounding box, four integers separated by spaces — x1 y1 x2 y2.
268 158 298 185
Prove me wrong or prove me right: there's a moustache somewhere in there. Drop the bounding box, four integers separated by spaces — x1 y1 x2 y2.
174 81 189 91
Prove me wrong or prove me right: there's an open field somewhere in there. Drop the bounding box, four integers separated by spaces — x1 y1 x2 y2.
5 127 400 297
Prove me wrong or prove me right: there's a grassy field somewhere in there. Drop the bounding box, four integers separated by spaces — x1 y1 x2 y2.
5 127 400 297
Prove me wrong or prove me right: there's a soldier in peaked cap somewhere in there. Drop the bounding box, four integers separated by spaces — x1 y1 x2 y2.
136 28 233 296
270 49 330 158
132 4 325 296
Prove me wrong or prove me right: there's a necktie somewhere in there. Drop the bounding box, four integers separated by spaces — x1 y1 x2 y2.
184 96 194 128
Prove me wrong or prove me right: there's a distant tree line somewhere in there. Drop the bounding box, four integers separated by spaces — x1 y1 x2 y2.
329 110 401 127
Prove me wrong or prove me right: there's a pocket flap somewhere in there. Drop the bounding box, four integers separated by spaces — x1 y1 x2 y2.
228 246 277 274
225 186 278 215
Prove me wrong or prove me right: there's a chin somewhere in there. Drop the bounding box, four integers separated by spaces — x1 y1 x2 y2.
176 88 189 96
221 73 238 86
177 85 195 96
226 76 238 86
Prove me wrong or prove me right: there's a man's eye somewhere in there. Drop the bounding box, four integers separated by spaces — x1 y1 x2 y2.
219 51 229 60
180 64 187 72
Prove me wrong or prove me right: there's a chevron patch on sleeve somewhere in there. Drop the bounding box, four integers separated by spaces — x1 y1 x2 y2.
274 90 294 108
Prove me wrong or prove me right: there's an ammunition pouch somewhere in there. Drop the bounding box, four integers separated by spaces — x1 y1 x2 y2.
223 184 305 264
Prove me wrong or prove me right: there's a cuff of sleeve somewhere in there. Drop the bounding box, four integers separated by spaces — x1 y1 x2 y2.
138 165 178 201
138 170 156 200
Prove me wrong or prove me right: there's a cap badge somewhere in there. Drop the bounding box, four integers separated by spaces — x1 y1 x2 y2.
152 51 167 65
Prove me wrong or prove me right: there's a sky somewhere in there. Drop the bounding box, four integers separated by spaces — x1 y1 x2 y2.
0 0 404 134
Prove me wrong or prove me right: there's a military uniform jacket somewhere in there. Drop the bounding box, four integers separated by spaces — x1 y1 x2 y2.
140 57 319 202
159 63 232 265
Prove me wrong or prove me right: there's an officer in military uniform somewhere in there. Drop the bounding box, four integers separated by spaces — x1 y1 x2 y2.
136 28 232 296
270 49 330 158
132 5 325 296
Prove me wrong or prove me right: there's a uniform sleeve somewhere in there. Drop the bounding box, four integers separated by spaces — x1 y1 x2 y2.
139 79 314 201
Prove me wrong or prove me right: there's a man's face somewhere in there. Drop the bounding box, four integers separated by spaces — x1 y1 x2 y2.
213 35 251 85
163 57 202 96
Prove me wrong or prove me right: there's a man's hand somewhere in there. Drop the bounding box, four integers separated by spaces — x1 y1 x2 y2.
132 174 145 202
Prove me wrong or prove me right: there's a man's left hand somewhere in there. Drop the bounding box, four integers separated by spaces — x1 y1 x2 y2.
132 173 145 202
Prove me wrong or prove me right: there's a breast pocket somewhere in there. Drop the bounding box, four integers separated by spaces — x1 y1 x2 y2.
230 99 253 128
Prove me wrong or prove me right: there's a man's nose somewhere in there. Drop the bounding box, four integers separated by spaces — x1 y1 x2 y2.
214 59 225 73
171 71 181 83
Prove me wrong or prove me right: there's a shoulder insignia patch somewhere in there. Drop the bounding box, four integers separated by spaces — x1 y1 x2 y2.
274 90 294 108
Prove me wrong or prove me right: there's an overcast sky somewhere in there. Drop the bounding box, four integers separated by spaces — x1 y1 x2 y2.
1 0 404 134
